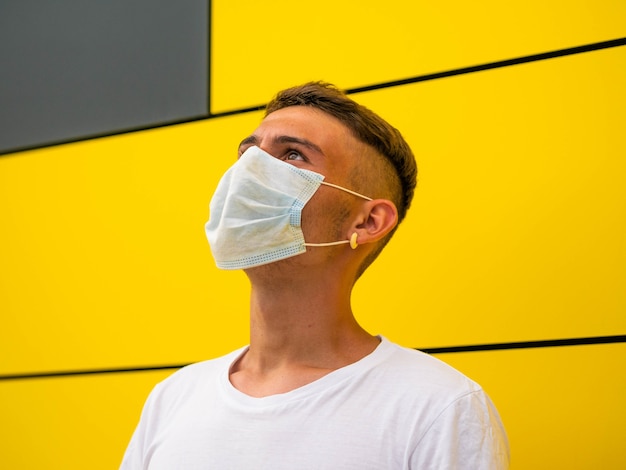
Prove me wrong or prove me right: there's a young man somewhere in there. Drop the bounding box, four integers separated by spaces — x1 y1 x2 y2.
121 82 510 469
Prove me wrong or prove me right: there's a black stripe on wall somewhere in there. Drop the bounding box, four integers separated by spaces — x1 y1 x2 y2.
1 36 625 157
209 36 626 119
343 37 626 95
1 334 624 381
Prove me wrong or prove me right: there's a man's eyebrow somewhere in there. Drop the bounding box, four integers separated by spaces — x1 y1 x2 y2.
238 135 324 155
275 136 324 154
238 135 258 150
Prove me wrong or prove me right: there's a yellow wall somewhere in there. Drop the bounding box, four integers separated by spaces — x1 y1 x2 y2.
1 1 625 468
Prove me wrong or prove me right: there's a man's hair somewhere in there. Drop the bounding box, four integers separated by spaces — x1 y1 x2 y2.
265 82 418 275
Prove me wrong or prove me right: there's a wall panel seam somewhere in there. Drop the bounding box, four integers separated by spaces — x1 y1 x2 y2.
2 36 624 157
1 334 624 381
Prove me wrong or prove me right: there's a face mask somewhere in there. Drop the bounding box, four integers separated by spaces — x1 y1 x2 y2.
205 146 372 270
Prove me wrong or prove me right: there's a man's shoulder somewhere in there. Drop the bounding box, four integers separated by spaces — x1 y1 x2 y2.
375 338 481 399
147 346 246 402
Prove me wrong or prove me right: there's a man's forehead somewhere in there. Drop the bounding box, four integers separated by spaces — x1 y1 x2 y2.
252 106 355 147
259 106 346 133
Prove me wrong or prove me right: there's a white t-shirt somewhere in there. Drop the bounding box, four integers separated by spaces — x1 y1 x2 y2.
121 337 509 469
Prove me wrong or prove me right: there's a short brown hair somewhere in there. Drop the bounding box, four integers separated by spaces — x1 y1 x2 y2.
265 82 417 225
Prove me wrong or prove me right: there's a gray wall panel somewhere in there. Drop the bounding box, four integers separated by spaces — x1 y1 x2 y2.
0 0 208 154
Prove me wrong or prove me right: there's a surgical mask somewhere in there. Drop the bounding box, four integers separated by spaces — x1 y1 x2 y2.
205 146 372 270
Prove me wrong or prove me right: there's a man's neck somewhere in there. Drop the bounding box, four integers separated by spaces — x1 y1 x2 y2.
228 266 379 397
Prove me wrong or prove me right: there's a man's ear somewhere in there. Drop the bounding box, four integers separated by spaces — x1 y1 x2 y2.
352 199 398 245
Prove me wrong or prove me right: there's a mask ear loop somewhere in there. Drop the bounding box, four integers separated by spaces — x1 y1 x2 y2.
319 182 372 201
304 181 368 250
304 232 359 249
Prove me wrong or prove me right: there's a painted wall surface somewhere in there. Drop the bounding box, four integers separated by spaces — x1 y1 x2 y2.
1 1 625 469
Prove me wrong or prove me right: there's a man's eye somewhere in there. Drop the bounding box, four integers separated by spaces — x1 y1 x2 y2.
284 150 305 161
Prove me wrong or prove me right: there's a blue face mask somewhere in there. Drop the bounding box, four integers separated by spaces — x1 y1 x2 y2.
205 146 372 270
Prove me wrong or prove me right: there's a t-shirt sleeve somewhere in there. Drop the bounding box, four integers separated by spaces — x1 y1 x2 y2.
410 389 510 470
119 382 163 470
119 434 142 470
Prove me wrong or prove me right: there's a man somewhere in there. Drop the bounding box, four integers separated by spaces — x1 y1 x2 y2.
121 82 509 469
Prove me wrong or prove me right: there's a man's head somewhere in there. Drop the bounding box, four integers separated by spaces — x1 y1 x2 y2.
264 82 418 274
